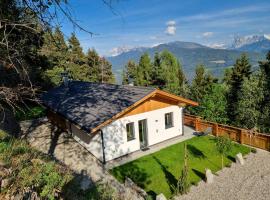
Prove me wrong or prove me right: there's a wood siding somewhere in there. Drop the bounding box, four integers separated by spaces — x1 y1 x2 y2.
123 95 179 117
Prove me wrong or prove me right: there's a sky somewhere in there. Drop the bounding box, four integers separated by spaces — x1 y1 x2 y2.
59 0 270 56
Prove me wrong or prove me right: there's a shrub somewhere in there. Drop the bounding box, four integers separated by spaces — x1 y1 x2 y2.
86 182 117 200
215 136 232 168
251 148 257 153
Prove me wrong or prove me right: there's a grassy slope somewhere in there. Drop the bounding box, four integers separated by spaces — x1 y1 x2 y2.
110 136 251 198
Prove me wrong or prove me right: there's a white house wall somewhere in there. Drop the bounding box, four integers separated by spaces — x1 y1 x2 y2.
102 105 183 161
70 124 103 162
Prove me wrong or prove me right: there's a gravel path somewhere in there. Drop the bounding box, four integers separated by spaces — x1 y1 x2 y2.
176 149 270 200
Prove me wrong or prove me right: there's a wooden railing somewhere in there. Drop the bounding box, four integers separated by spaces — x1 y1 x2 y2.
184 114 270 151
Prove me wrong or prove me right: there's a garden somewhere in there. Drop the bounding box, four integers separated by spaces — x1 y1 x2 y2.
110 135 251 199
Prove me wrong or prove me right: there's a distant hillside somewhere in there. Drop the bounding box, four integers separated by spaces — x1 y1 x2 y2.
107 41 265 82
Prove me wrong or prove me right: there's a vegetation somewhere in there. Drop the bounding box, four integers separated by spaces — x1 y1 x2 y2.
215 136 232 168
110 136 250 198
15 105 46 121
175 143 190 195
0 131 118 200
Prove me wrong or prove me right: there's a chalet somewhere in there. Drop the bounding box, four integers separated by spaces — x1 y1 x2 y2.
42 81 198 163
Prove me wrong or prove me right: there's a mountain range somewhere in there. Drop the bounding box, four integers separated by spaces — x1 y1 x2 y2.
107 35 270 82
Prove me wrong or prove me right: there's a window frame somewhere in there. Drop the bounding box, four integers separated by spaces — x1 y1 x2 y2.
126 122 135 141
165 112 174 129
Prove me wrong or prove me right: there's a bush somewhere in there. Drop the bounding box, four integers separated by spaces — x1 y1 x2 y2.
15 105 46 121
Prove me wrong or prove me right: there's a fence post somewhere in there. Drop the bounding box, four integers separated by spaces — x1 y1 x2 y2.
240 130 244 144
195 117 200 131
213 123 219 136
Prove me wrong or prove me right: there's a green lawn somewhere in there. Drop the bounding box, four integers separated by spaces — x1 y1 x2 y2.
110 136 251 199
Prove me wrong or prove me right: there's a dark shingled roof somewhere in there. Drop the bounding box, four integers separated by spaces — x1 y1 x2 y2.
41 81 156 133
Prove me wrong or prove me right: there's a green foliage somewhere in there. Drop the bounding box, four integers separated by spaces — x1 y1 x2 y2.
135 53 153 86
227 53 252 124
215 136 232 168
122 60 137 84
235 73 264 129
258 51 270 132
86 182 117 200
197 84 229 124
42 29 115 86
175 143 190 195
15 105 46 121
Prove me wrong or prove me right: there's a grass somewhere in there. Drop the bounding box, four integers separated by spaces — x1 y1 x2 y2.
15 105 46 121
110 135 251 199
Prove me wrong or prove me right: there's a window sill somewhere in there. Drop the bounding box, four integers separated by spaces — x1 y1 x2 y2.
165 125 174 129
127 138 136 142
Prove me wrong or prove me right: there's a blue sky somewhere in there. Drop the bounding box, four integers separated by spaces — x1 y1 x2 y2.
59 0 270 56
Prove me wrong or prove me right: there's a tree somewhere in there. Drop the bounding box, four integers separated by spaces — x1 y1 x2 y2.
189 65 217 115
258 51 270 132
152 50 189 96
175 143 190 195
86 49 115 83
68 33 85 65
235 73 264 130
227 54 252 124
122 60 137 84
135 53 152 86
197 84 229 124
215 136 232 168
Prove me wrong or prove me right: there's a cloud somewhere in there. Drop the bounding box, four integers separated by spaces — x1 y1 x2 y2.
207 43 227 49
165 20 176 35
166 20 176 26
202 32 214 37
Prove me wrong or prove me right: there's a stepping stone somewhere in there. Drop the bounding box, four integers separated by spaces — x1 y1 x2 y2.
205 168 214 184
156 193 167 200
236 153 244 165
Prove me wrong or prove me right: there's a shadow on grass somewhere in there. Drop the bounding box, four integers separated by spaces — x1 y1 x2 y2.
187 144 207 159
227 155 235 162
110 162 150 188
147 190 157 199
192 168 205 181
153 156 177 194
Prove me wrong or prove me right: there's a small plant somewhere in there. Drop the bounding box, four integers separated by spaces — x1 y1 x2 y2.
175 143 190 195
87 182 117 200
251 148 257 153
215 136 232 168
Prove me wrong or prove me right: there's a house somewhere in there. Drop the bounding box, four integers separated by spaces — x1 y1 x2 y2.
42 81 198 163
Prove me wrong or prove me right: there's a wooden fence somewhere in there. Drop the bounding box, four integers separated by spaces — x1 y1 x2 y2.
184 114 270 151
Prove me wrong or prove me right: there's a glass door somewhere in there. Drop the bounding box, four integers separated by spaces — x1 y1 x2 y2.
138 119 148 149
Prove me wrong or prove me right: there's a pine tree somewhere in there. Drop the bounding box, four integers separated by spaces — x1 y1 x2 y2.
189 64 217 115
122 60 137 84
258 51 270 132
68 33 85 65
227 54 252 125
86 49 115 83
235 73 264 129
136 53 152 86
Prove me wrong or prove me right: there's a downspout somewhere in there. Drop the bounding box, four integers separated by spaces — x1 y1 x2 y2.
100 130 106 164
182 107 185 135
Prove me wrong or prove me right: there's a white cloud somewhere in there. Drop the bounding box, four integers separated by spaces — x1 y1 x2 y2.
166 20 176 26
202 32 214 37
207 43 227 49
165 20 176 35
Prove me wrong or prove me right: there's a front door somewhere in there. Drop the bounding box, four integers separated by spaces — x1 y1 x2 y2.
138 119 148 149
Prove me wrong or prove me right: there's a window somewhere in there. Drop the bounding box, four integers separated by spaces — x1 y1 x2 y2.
126 122 135 141
165 112 174 129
